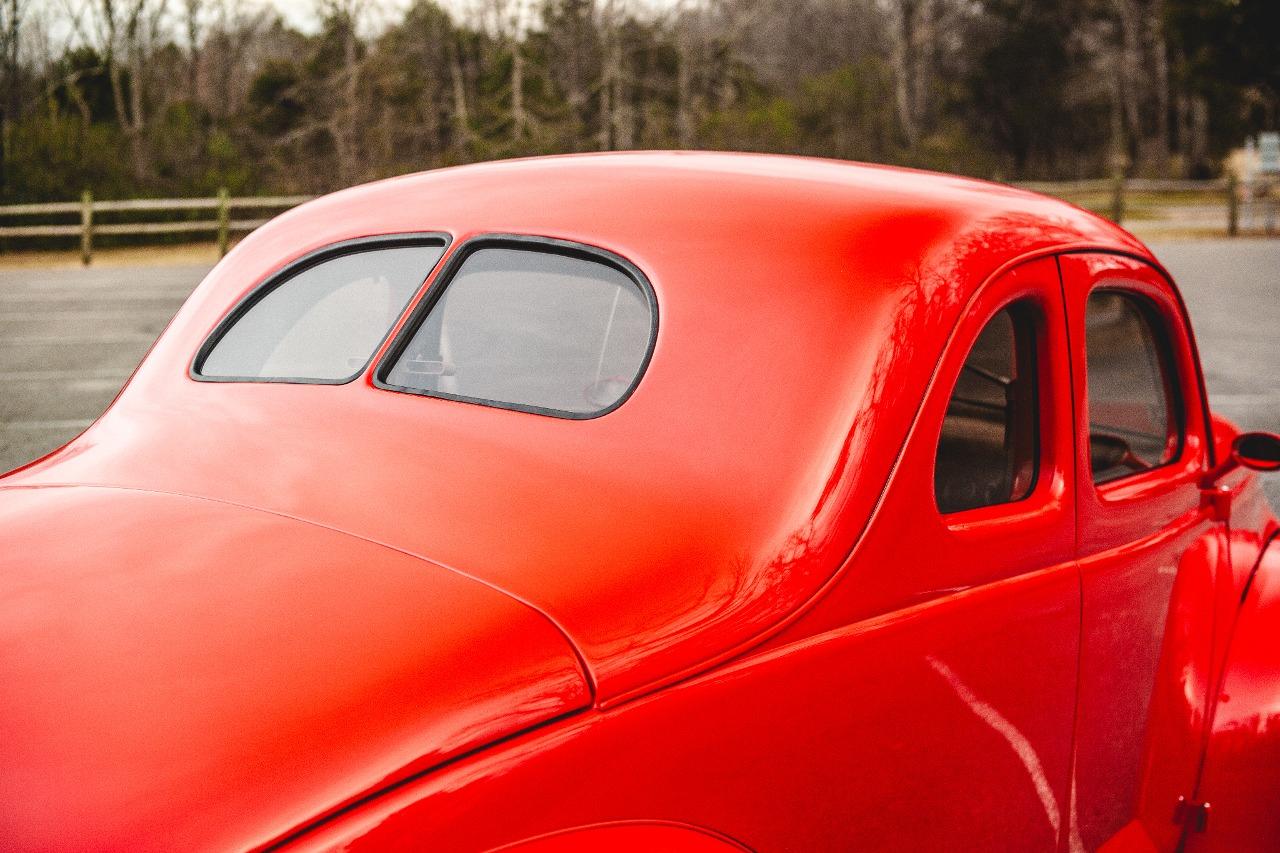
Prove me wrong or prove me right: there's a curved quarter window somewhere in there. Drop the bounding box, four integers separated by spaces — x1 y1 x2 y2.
379 242 655 418
196 238 446 382
935 302 1039 514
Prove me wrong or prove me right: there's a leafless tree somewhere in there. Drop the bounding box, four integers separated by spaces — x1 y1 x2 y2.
0 0 24 188
68 0 170 180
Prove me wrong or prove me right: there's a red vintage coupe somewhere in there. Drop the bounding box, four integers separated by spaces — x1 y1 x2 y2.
2 153 1278 852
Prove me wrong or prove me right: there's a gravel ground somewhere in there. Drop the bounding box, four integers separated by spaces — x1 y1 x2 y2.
0 240 1275 503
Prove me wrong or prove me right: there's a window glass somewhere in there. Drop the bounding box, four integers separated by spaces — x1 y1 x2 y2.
198 242 445 381
1085 291 1180 483
382 246 652 417
935 303 1039 513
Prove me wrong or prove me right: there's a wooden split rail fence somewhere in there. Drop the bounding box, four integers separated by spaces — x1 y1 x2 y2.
1017 175 1249 233
0 190 313 265
0 176 1273 265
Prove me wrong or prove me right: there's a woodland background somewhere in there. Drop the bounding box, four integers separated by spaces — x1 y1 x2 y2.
2 0 1277 203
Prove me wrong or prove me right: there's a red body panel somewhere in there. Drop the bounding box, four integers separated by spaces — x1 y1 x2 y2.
293 565 1081 852
1 153 1274 851
0 485 588 850
1058 253 1222 850
2 154 1143 705
1187 535 1280 852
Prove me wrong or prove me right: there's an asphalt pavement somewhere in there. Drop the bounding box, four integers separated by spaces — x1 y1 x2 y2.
0 262 210 472
0 240 1276 504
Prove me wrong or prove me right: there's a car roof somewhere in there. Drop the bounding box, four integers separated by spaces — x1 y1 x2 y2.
8 152 1155 703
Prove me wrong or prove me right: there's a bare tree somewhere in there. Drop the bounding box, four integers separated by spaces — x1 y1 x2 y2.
672 0 700 148
0 0 23 190
204 0 273 122
72 0 170 181
181 0 202 103
539 0 599 149
482 0 532 144
310 0 376 185
447 31 472 151
597 0 622 149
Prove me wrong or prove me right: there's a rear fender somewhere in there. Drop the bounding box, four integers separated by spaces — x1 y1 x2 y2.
1188 532 1280 851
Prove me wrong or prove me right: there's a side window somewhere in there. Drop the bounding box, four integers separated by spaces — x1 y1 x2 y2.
380 244 654 418
935 302 1039 514
196 240 446 382
1084 290 1181 484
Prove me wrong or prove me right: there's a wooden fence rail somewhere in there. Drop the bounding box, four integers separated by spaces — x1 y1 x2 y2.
0 190 314 265
0 178 1272 266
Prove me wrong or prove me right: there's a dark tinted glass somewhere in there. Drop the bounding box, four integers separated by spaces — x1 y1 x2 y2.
935 304 1039 513
1085 291 1179 483
199 243 444 381
383 246 652 417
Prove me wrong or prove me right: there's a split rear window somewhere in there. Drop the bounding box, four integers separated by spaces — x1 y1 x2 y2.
196 239 446 382
378 244 655 418
195 236 656 418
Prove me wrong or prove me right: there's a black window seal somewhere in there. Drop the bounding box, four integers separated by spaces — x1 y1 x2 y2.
1086 285 1187 486
190 232 452 385
372 233 659 420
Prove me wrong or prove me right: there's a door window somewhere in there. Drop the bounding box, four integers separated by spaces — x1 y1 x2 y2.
1084 291 1181 484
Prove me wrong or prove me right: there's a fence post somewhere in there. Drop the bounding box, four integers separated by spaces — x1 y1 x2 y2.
1226 172 1239 237
216 187 230 257
1110 170 1125 225
80 189 93 266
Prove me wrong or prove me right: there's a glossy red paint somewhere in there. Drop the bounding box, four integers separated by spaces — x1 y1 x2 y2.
0 484 589 850
1 152 1275 850
1058 253 1221 851
489 823 752 852
1186 535 1280 852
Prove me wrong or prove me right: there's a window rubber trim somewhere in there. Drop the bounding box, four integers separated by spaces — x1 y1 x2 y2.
190 232 452 385
372 233 659 421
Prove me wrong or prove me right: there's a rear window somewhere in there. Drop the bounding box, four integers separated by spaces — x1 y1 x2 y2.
196 238 446 382
379 242 654 418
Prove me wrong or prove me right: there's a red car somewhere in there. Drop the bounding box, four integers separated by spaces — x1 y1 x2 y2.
2 153 1278 852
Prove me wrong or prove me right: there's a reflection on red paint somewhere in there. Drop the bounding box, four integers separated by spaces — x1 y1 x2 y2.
0 154 1274 851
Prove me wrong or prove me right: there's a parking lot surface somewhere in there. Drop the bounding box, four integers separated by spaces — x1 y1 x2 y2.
0 240 1276 504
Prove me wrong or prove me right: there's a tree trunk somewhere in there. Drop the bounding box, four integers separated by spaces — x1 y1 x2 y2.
609 31 632 149
910 0 933 141
184 0 202 105
1107 48 1127 174
891 0 920 149
337 24 360 185
1146 0 1169 167
1189 94 1208 173
1112 0 1142 162
66 71 93 130
511 37 526 143
126 44 147 178
0 0 19 194
448 37 472 152
105 57 146 182
675 17 695 148
598 6 618 151
598 62 612 150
